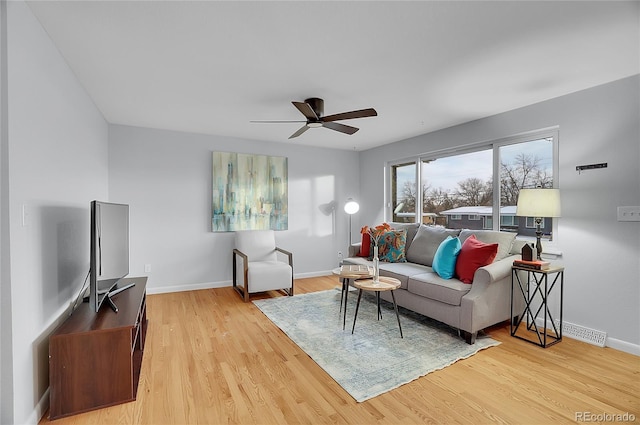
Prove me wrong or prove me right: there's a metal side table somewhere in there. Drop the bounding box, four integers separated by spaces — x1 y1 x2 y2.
511 264 564 348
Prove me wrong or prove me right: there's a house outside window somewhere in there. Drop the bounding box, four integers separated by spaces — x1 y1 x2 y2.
386 129 558 241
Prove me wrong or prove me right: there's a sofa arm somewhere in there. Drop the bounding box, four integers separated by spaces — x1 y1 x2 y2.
460 254 520 334
473 254 518 287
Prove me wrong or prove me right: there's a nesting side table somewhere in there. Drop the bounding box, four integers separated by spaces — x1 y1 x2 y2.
332 266 373 329
352 276 403 338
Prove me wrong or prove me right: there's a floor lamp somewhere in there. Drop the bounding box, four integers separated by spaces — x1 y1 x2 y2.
516 188 561 259
344 198 360 245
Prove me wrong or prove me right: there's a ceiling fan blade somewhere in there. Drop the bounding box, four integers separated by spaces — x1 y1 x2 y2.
321 108 377 122
288 125 310 139
322 121 359 135
292 101 319 120
250 120 306 123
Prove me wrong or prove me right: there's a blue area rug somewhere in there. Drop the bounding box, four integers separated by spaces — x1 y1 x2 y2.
253 289 500 402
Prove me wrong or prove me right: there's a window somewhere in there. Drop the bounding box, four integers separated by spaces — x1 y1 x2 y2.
421 149 492 230
499 136 555 240
390 162 417 223
386 129 558 240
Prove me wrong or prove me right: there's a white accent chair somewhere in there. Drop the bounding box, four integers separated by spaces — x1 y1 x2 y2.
233 230 294 302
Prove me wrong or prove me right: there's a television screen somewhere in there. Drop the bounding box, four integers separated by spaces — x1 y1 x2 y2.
90 201 129 312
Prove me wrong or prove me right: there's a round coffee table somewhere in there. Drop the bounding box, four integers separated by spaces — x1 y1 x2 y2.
352 276 403 338
332 266 373 330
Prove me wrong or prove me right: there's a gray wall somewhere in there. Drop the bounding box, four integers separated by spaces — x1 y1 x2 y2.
3 2 109 423
108 124 359 293
358 75 640 352
2 1 638 423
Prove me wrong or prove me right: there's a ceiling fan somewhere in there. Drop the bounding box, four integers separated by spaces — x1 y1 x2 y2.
251 98 377 139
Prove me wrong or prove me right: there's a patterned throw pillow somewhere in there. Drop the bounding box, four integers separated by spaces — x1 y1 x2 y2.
376 229 407 263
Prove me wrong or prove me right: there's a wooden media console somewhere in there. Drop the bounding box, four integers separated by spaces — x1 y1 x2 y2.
48 277 148 419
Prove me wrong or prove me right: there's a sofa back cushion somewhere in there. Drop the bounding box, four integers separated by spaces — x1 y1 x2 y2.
459 229 516 261
406 225 461 266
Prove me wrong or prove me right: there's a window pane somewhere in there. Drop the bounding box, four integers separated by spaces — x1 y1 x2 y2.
391 162 416 223
484 216 493 229
422 149 493 229
499 137 554 240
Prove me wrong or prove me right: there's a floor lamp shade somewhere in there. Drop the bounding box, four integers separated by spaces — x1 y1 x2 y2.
344 198 359 246
344 199 360 215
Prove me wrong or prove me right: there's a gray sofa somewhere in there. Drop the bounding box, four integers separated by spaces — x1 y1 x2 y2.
344 223 525 344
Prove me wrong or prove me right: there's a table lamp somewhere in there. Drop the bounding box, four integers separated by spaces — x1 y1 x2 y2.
515 188 561 259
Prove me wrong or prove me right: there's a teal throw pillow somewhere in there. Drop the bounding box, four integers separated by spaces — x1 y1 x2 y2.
377 229 407 263
432 236 461 279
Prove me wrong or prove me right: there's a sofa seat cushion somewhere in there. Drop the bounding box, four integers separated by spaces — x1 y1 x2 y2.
344 258 431 290
407 272 471 306
406 225 461 267
379 262 432 290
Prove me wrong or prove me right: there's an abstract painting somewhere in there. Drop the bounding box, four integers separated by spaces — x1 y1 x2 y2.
212 152 288 232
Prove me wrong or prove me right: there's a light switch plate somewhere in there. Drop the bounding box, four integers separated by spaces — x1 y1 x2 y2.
617 206 640 222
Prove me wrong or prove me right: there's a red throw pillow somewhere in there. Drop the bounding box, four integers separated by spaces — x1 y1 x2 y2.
358 233 371 257
455 234 498 284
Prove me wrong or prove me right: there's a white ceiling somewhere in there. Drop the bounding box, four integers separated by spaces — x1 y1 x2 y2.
26 1 639 151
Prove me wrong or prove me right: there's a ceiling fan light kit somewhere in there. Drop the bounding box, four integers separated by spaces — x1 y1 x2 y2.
252 97 377 139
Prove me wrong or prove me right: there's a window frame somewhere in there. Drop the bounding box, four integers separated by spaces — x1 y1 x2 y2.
385 127 559 239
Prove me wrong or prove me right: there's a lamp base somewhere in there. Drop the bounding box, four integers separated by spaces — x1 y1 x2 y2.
535 218 543 260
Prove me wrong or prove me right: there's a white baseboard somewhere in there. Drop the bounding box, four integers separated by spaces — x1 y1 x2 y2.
606 337 640 356
146 280 230 295
145 270 335 295
33 388 49 425
531 317 640 356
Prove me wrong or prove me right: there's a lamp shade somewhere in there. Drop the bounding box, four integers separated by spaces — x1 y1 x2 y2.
516 189 561 217
344 198 360 215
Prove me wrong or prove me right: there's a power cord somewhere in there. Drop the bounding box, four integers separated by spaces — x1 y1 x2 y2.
70 269 90 316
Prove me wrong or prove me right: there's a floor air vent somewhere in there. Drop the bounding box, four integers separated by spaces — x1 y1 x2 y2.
558 320 607 347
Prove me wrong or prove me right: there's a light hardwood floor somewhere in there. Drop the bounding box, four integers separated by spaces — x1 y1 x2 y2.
41 276 639 424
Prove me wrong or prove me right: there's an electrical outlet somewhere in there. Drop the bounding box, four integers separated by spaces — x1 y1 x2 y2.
617 206 640 222
144 264 151 273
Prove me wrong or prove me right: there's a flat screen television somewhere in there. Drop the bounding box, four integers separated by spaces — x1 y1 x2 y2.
90 201 132 312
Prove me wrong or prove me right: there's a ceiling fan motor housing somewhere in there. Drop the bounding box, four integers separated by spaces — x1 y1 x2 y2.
305 97 324 118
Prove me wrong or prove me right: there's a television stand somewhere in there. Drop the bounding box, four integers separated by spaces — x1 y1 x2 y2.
49 277 148 419
106 282 136 313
